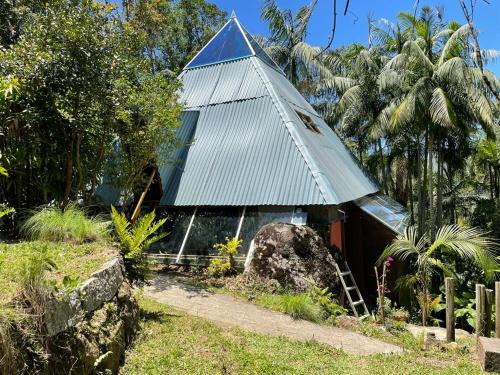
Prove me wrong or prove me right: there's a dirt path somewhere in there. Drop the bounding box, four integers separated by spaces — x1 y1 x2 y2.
144 274 403 356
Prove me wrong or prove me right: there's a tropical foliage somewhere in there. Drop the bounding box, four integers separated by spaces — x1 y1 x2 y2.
208 237 242 277
110 205 167 281
0 0 224 209
378 224 498 325
262 4 499 244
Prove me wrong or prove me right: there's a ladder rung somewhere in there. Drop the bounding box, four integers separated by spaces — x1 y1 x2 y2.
359 314 370 320
352 300 364 306
346 286 356 292
340 271 351 276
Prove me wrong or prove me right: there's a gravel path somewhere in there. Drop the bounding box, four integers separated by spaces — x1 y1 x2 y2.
144 274 403 356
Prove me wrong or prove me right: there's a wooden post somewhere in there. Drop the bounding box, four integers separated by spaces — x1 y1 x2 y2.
445 277 455 342
476 284 486 338
485 288 494 338
496 282 500 339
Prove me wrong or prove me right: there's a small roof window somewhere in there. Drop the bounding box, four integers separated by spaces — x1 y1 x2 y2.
296 111 321 134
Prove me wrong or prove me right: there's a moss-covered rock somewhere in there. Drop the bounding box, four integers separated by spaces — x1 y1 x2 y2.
246 223 341 292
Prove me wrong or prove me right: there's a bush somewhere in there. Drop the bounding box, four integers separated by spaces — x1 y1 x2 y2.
208 237 241 277
308 284 347 319
110 206 167 282
22 204 110 243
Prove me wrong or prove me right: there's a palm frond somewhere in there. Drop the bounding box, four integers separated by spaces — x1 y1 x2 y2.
317 76 356 95
261 0 289 42
430 87 457 128
428 224 499 279
377 69 402 92
437 23 469 66
336 85 363 113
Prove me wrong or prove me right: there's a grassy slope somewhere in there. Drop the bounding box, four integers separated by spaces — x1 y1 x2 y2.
121 298 484 375
0 241 116 304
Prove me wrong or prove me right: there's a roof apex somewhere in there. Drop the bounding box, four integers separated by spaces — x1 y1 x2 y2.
184 16 280 71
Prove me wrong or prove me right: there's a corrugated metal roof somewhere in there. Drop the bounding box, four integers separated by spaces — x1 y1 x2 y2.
95 16 379 207
178 58 268 108
160 96 324 206
158 53 378 206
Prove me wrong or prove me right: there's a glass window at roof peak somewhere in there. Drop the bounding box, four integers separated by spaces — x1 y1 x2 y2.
242 27 281 71
186 19 253 69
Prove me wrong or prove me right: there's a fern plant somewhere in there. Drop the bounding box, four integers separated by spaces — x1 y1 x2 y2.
308 284 347 319
208 237 241 277
110 205 167 281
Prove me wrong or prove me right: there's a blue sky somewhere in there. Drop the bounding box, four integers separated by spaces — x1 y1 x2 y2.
210 0 500 74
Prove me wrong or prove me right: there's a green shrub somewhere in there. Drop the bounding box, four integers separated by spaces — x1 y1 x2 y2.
308 284 347 319
110 205 167 282
208 237 241 277
22 204 110 243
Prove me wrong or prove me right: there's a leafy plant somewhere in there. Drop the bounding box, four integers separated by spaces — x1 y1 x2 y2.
110 205 167 282
19 244 57 289
455 294 476 330
49 275 81 295
208 237 241 277
0 167 14 222
380 224 498 326
308 284 346 319
22 204 110 243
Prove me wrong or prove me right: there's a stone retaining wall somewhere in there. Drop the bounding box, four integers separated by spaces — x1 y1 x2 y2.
45 257 125 336
4 255 139 375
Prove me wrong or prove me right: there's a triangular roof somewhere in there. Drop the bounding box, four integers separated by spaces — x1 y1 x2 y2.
157 16 379 206
185 14 281 71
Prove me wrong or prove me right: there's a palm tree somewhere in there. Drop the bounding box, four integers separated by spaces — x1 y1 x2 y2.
477 137 499 199
386 17 497 239
379 224 498 326
261 0 328 91
316 46 398 192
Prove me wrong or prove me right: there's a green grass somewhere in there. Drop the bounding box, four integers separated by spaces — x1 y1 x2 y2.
257 293 321 322
121 297 485 375
22 204 110 243
0 241 117 304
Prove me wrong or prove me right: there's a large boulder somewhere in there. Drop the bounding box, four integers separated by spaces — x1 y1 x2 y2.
246 223 341 292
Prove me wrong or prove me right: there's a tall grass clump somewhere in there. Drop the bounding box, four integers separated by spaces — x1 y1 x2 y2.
22 204 110 243
276 293 320 322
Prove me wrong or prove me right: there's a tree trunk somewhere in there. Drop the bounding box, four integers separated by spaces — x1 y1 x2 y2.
378 139 387 194
428 133 435 241
495 166 499 199
436 144 443 228
85 143 106 206
417 136 424 237
62 132 75 209
407 142 415 225
423 130 429 235
75 132 83 201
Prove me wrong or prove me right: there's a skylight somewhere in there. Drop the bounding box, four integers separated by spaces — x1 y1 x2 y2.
186 19 252 69
241 26 281 70
185 15 281 71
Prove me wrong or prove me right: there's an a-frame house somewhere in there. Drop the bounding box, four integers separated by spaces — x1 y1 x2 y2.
98 14 409 296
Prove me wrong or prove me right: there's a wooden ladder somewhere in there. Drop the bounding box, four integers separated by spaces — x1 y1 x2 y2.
334 261 370 320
